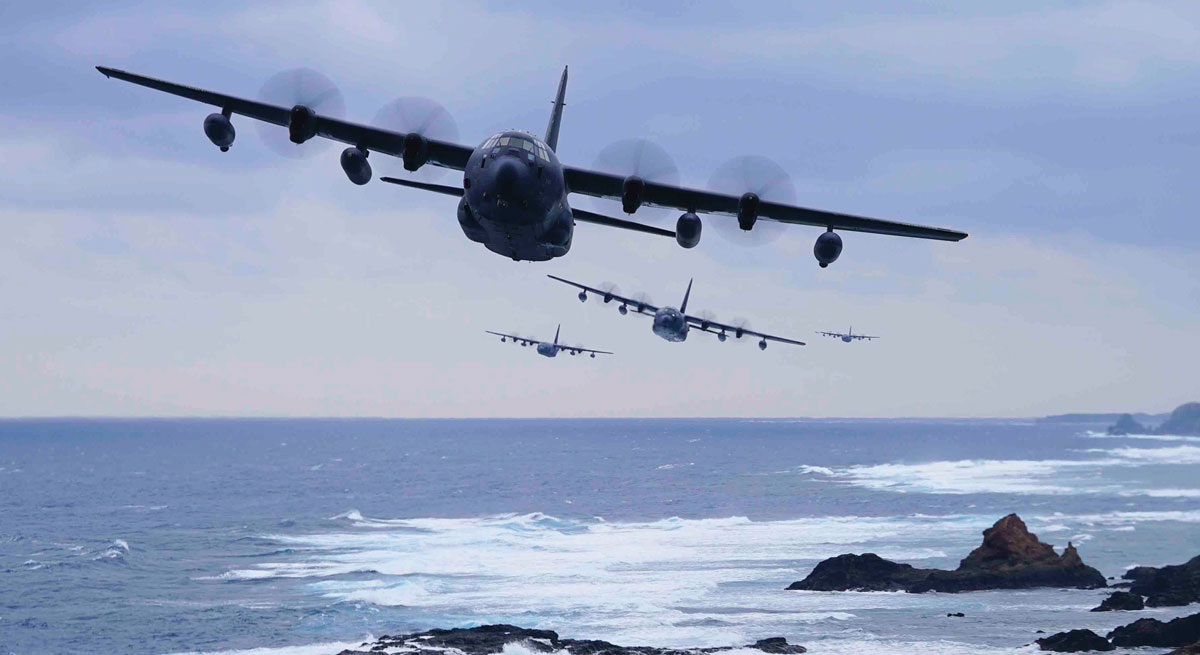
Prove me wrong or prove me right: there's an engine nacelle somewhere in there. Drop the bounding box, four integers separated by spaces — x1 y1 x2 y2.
621 176 645 214
288 105 319 144
814 229 843 268
340 147 372 185
676 212 701 249
203 113 235 151
738 192 759 231
402 133 429 172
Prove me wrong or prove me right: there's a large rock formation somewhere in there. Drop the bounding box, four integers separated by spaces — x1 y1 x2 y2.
787 514 1106 593
1166 641 1200 655
333 625 806 655
1108 413 1148 435
1160 402 1200 435
1035 629 1115 652
1090 590 1145 612
1122 555 1200 607
1107 613 1200 648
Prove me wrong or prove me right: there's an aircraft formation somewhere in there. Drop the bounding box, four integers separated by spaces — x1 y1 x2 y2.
97 65 959 359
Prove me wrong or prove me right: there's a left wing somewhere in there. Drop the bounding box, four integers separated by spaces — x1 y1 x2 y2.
96 67 474 170
563 166 967 242
851 334 879 341
485 330 543 346
687 314 806 346
816 331 845 339
559 345 614 356
546 275 659 315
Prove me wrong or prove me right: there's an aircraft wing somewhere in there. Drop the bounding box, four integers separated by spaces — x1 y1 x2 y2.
546 275 660 315
485 330 543 346
816 331 844 339
560 345 614 356
851 334 879 340
96 67 474 170
562 166 967 242
688 315 806 346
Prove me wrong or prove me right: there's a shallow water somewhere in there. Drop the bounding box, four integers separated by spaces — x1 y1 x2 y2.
1 418 1197 654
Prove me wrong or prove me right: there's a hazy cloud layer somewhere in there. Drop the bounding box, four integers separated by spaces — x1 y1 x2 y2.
1 1 1197 416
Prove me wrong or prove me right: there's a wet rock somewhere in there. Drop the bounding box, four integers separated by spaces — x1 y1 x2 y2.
788 514 1106 593
1090 591 1145 612
947 612 965 617
1166 641 1200 654
1108 612 1200 648
1122 555 1200 607
334 625 806 655
1035 629 1114 652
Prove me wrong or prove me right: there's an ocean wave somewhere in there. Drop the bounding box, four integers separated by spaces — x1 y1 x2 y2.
165 638 374 655
796 442 1200 496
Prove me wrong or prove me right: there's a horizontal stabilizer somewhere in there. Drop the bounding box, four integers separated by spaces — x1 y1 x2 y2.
571 208 674 237
380 177 465 197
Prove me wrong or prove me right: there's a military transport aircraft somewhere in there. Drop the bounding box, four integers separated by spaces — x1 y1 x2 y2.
549 275 804 350
817 327 879 343
486 325 612 359
96 65 968 265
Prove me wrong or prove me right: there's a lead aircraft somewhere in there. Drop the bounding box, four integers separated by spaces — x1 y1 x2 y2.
486 325 612 359
549 275 804 351
97 66 968 265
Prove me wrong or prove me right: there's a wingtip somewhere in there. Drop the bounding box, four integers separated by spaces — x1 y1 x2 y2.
96 65 113 78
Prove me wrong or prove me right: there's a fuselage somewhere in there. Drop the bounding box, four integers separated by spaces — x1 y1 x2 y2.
652 307 689 342
536 342 558 358
458 131 573 262
842 335 852 343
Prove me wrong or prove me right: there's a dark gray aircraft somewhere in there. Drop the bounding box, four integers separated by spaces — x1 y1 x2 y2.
549 275 804 350
96 66 967 265
486 325 612 358
817 327 879 343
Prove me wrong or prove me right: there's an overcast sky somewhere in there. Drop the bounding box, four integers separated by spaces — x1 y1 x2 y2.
1 1 1197 417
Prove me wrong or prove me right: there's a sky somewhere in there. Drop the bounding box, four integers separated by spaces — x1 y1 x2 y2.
1 1 1198 418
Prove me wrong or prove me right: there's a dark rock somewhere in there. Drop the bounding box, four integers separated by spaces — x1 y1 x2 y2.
1035 629 1114 652
1122 555 1200 607
1159 402 1200 436
334 625 805 655
1090 591 1145 612
1165 641 1200 654
1108 613 1200 648
947 612 965 617
1108 413 1147 435
747 638 806 654
786 553 933 592
788 514 1106 593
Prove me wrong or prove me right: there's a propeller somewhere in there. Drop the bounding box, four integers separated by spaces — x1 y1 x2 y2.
373 97 459 181
707 155 795 246
726 317 754 344
590 138 680 222
598 281 621 304
630 292 654 314
255 68 345 159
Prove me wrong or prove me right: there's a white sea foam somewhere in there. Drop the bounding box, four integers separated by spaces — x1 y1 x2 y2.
165 638 373 655
799 443 1200 496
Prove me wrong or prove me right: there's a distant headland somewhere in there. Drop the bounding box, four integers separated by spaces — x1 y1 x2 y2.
1107 402 1200 436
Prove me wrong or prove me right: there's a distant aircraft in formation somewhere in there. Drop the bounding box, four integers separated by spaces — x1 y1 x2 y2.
548 275 805 351
817 327 879 343
486 325 612 359
96 65 967 265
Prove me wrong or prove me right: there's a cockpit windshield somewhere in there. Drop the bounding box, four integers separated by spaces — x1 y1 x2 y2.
482 133 550 162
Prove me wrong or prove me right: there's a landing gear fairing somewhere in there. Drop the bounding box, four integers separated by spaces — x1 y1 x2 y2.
96 65 968 265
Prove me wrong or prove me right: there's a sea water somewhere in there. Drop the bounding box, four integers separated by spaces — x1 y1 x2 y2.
1 418 1198 654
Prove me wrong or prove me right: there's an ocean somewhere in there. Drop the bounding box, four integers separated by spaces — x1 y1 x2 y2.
1 418 1198 654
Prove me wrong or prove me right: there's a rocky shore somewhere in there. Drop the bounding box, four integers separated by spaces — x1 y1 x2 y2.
332 625 807 655
787 514 1106 593
1036 611 1200 652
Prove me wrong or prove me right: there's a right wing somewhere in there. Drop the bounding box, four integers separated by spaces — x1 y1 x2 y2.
96 67 474 170
546 275 660 315
689 315 806 346
485 330 543 346
560 345 614 356
816 331 844 339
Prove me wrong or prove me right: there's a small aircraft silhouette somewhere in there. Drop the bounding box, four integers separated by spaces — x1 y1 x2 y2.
486 325 612 358
549 275 804 350
816 327 879 343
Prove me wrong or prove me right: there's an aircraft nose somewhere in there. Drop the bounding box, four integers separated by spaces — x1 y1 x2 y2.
494 157 522 198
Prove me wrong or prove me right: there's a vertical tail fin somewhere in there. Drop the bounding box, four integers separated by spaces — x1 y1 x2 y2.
545 66 568 152
554 324 561 345
680 278 693 313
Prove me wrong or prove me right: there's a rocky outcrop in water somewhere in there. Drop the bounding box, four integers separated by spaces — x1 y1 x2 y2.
1035 629 1115 652
1107 612 1200 648
333 625 807 655
787 514 1106 593
1106 402 1200 436
1123 555 1200 607
1107 413 1147 435
1091 590 1145 612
